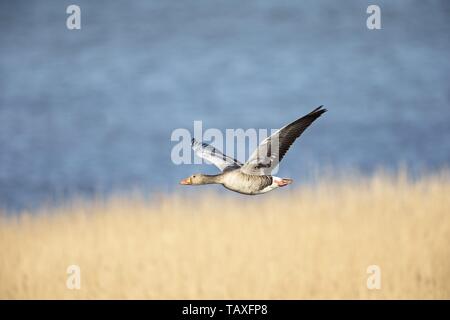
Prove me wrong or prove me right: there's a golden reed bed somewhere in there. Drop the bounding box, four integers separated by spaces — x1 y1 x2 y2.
1 172 449 299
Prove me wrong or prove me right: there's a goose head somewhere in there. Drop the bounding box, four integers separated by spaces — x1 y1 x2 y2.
180 174 208 185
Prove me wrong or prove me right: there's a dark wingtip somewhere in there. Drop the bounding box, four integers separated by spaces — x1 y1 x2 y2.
191 138 196 145
309 105 327 116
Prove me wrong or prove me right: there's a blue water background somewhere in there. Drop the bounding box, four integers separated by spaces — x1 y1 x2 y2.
1 1 449 210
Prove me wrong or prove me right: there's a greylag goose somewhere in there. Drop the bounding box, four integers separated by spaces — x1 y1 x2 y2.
180 106 327 195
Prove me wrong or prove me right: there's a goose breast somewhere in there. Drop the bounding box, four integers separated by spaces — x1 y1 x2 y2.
221 171 273 195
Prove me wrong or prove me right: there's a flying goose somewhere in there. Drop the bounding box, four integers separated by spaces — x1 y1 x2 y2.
180 106 327 195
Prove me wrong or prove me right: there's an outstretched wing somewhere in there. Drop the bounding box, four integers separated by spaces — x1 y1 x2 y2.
192 138 242 172
240 106 327 175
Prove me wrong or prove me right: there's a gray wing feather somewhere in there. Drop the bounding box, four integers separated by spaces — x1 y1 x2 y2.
241 106 327 175
192 138 242 172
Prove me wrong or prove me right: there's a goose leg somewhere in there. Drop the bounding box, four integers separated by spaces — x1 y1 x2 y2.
274 178 293 187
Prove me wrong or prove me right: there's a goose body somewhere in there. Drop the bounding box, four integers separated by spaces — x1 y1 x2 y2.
180 106 327 195
221 170 275 195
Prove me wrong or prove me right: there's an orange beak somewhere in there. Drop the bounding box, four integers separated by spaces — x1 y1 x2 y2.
179 177 192 185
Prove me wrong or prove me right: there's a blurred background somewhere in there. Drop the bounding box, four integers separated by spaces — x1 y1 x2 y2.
1 0 449 211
